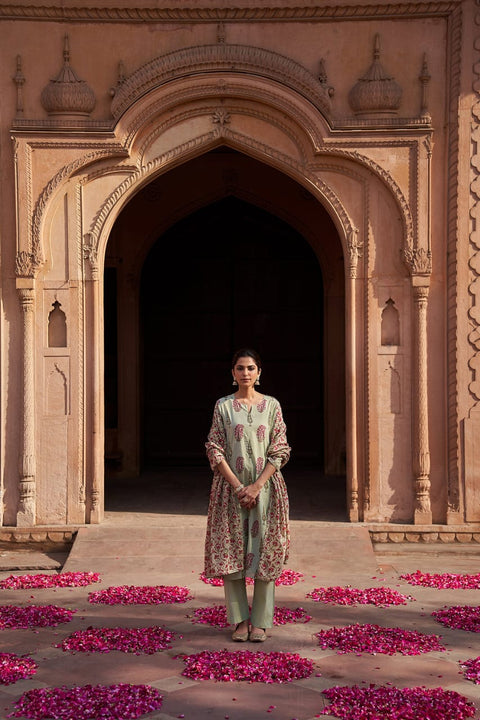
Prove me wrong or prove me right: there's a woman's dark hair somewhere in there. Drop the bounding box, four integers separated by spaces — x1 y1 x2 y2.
231 348 262 369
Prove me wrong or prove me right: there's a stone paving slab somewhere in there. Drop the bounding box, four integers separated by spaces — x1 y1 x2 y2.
0 522 479 720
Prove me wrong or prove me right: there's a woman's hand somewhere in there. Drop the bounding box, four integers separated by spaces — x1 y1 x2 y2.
238 483 260 509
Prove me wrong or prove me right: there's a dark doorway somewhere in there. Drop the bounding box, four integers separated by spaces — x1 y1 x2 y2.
140 196 324 471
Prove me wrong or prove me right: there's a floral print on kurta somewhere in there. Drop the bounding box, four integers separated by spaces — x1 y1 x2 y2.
204 394 290 582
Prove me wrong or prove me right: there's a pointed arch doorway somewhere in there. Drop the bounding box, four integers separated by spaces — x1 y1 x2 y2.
104 148 346 520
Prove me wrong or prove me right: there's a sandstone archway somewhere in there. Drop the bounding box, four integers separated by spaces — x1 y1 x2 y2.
103 148 346 517
12 39 430 528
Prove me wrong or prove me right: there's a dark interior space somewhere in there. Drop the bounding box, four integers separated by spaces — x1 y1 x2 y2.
139 196 324 470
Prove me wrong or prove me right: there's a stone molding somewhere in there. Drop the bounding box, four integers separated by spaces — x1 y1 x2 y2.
0 2 461 23
370 526 480 543
446 3 463 517
137 101 311 166
468 7 480 410
111 44 333 121
19 145 128 278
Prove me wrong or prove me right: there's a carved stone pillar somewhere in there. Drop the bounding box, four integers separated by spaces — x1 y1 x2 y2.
346 229 362 522
16 285 36 526
84 235 103 523
412 281 432 523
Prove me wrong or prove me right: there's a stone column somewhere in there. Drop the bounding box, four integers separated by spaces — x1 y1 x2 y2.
16 284 36 526
84 235 103 523
412 281 432 523
346 230 362 522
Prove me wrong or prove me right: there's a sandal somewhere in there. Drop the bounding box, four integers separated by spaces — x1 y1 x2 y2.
232 623 249 642
249 628 267 642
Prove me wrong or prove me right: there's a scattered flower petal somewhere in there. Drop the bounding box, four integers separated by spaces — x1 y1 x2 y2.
0 605 75 629
58 626 176 654
432 606 480 632
0 653 37 685
88 585 193 605
306 586 413 607
320 685 475 719
179 649 313 683
460 657 480 684
315 623 445 655
0 572 100 590
191 605 311 628
7 683 163 719
401 571 480 589
199 570 303 587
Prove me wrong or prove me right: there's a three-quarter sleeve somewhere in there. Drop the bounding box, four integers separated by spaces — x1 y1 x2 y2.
205 400 227 471
267 401 291 470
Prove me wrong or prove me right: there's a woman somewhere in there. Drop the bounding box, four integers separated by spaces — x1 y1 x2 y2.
204 348 290 642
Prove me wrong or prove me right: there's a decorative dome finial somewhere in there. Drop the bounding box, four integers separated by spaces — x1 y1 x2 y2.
40 34 96 118
348 34 402 117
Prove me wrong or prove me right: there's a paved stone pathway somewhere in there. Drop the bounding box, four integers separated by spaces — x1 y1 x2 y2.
0 517 478 719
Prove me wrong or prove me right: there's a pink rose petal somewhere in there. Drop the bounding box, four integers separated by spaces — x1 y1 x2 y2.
7 683 163 719
88 585 193 605
179 649 313 683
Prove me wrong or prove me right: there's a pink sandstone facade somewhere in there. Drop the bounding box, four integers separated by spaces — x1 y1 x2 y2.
0 0 479 541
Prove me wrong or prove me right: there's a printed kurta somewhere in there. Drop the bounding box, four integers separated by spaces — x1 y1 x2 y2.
204 394 290 581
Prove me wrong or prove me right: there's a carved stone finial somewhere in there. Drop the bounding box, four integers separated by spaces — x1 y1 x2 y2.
40 34 96 118
419 53 431 121
110 60 126 98
217 22 226 44
348 33 402 117
318 58 334 98
13 54 26 117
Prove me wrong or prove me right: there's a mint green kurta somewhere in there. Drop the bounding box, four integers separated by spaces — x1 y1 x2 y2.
204 394 290 581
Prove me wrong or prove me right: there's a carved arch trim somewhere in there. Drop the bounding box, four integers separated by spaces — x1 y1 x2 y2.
312 146 416 270
19 145 129 277
111 44 333 122
85 127 357 269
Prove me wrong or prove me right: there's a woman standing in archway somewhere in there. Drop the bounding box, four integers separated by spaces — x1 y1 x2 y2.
204 349 291 642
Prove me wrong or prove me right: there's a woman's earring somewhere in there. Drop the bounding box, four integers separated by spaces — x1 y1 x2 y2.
255 377 260 386
232 379 238 386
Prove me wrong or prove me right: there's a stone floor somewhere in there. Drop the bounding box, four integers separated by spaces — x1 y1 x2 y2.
0 471 479 719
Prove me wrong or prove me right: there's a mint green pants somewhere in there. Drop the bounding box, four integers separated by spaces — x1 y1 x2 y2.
223 576 275 629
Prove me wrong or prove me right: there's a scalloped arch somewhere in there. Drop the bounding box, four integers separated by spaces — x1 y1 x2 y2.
111 44 333 123
90 129 355 267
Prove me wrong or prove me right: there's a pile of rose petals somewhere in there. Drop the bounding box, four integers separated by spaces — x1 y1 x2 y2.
7 683 163 719
199 573 224 586
275 569 304 586
88 585 193 605
180 649 313 683
199 569 303 587
401 571 480 589
0 653 37 685
320 685 475 719
306 586 412 606
460 657 480 684
0 572 100 590
0 605 75 629
432 606 480 632
191 605 311 628
273 606 312 625
58 626 176 654
315 623 445 655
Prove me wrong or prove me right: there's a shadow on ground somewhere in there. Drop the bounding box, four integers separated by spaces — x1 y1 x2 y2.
104 465 347 521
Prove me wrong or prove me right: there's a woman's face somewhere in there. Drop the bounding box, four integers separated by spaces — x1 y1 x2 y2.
232 356 261 388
